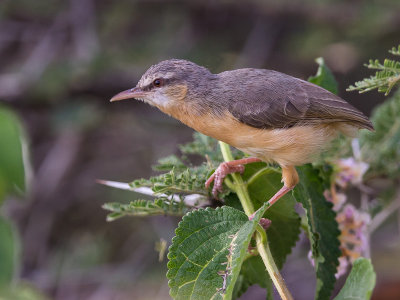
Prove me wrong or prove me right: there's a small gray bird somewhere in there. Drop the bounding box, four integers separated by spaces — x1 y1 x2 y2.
110 59 373 207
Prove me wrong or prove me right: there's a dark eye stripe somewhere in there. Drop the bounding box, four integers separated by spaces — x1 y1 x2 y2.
142 78 174 91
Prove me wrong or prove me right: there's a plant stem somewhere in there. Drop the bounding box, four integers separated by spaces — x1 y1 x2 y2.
256 235 293 300
218 141 293 300
219 142 254 215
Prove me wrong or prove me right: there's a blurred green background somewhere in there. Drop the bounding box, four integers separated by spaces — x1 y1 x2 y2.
1 0 400 299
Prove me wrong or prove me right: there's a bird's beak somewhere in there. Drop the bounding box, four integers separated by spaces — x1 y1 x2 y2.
110 87 146 102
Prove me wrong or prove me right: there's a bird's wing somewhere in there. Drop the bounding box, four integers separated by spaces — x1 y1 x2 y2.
225 69 373 130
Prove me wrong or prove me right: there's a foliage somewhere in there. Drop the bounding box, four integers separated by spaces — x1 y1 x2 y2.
334 258 376 300
0 106 25 288
101 56 400 300
295 165 341 300
167 203 269 300
347 45 400 95
0 105 27 202
103 198 190 221
0 282 50 300
0 106 47 299
308 57 338 95
242 163 301 270
0 216 18 287
359 90 400 177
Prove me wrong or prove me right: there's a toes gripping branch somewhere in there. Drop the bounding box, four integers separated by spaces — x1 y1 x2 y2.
205 157 261 198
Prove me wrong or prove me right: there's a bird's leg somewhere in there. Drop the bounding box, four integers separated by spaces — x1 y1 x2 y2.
267 165 299 207
205 157 261 197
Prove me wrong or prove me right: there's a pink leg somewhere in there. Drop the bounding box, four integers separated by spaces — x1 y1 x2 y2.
249 185 294 220
205 157 261 198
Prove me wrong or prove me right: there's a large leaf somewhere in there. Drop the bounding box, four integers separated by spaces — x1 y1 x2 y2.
334 258 376 300
224 163 300 297
244 163 301 269
0 216 19 287
167 204 268 300
294 164 341 300
308 57 338 95
0 105 27 202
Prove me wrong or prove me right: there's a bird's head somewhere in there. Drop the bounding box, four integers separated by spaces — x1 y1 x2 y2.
110 59 214 110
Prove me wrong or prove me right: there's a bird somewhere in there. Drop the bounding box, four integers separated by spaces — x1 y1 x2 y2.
110 59 373 208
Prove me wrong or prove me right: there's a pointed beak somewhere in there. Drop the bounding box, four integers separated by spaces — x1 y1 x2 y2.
110 87 147 102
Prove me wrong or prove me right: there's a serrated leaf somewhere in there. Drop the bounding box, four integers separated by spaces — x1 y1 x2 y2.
389 45 400 56
179 132 221 160
179 132 243 164
222 163 300 297
294 164 341 300
0 216 19 287
244 163 301 269
0 105 27 202
308 57 338 95
102 198 189 220
131 166 210 196
334 258 376 300
167 204 269 300
347 45 400 95
153 155 187 172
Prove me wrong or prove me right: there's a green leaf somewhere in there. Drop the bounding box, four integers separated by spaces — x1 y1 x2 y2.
167 204 268 300
130 166 210 196
0 216 19 287
334 258 376 300
308 57 339 94
102 198 190 220
222 163 300 297
244 163 301 269
294 164 341 300
179 132 243 164
179 132 221 162
360 90 400 177
153 155 187 172
0 281 49 300
234 256 273 299
347 45 400 95
0 105 27 203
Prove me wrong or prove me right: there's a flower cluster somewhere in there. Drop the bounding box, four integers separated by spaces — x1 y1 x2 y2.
334 157 369 188
310 156 370 278
331 157 370 278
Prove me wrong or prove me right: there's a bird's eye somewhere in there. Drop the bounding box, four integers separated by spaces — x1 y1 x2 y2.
153 78 162 87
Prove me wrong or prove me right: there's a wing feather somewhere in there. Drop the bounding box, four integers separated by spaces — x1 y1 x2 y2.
222 69 373 131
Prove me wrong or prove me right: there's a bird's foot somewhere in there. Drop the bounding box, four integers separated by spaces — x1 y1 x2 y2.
205 162 245 198
205 157 262 198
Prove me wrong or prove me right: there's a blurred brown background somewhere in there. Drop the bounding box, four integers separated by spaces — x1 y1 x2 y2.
1 0 400 299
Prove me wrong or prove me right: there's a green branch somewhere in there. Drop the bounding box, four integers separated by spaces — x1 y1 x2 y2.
218 141 293 300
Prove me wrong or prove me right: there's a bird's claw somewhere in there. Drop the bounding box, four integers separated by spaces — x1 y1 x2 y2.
205 162 245 198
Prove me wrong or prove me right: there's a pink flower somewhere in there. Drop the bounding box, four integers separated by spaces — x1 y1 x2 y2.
309 200 371 278
335 157 369 188
324 190 347 212
336 204 370 263
336 256 349 279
